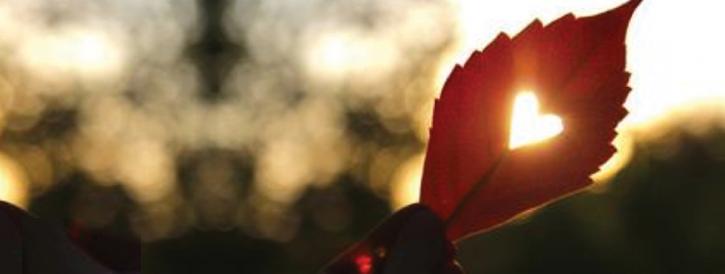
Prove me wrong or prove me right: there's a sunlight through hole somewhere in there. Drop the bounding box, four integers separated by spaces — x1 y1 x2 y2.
509 91 564 149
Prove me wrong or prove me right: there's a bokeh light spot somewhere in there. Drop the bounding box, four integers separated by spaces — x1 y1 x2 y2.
355 253 373 274
390 153 424 209
19 28 124 78
0 152 29 208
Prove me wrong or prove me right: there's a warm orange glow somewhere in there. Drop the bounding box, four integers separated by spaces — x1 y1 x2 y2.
591 134 635 184
390 154 424 210
509 91 564 149
0 153 29 208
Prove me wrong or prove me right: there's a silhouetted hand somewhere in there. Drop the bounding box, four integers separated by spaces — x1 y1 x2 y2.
320 204 464 274
0 201 114 274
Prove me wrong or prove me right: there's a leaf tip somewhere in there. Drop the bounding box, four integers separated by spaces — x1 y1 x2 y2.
615 0 643 20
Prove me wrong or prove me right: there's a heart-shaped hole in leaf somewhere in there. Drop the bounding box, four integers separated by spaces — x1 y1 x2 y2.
509 91 563 149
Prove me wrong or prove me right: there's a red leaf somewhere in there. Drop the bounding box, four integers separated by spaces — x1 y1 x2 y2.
420 0 641 241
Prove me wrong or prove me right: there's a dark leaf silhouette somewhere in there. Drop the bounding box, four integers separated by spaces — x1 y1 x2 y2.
320 204 462 274
420 0 641 241
0 201 116 274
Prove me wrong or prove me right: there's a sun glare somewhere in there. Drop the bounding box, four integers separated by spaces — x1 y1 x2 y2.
0 153 28 208
509 91 564 149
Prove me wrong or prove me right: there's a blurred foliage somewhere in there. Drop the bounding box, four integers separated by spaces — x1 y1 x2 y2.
1 0 455 241
143 178 390 274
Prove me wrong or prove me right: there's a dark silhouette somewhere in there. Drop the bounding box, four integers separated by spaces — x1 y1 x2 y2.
0 201 118 274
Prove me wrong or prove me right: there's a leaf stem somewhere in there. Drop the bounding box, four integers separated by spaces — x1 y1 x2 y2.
443 151 509 229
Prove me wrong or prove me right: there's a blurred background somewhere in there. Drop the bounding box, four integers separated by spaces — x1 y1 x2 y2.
1 0 725 273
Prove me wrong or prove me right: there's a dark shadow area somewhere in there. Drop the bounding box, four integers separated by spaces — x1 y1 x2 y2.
142 178 390 274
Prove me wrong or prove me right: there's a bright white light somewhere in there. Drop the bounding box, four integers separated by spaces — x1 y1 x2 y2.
509 91 564 149
19 28 123 78
304 30 398 84
317 35 349 73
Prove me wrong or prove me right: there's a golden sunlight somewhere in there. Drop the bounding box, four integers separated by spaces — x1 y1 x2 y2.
509 91 563 149
0 153 28 208
19 28 123 78
304 30 398 84
390 153 424 210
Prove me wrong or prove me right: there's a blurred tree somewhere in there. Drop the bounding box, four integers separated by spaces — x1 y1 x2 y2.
143 176 390 274
187 0 243 100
